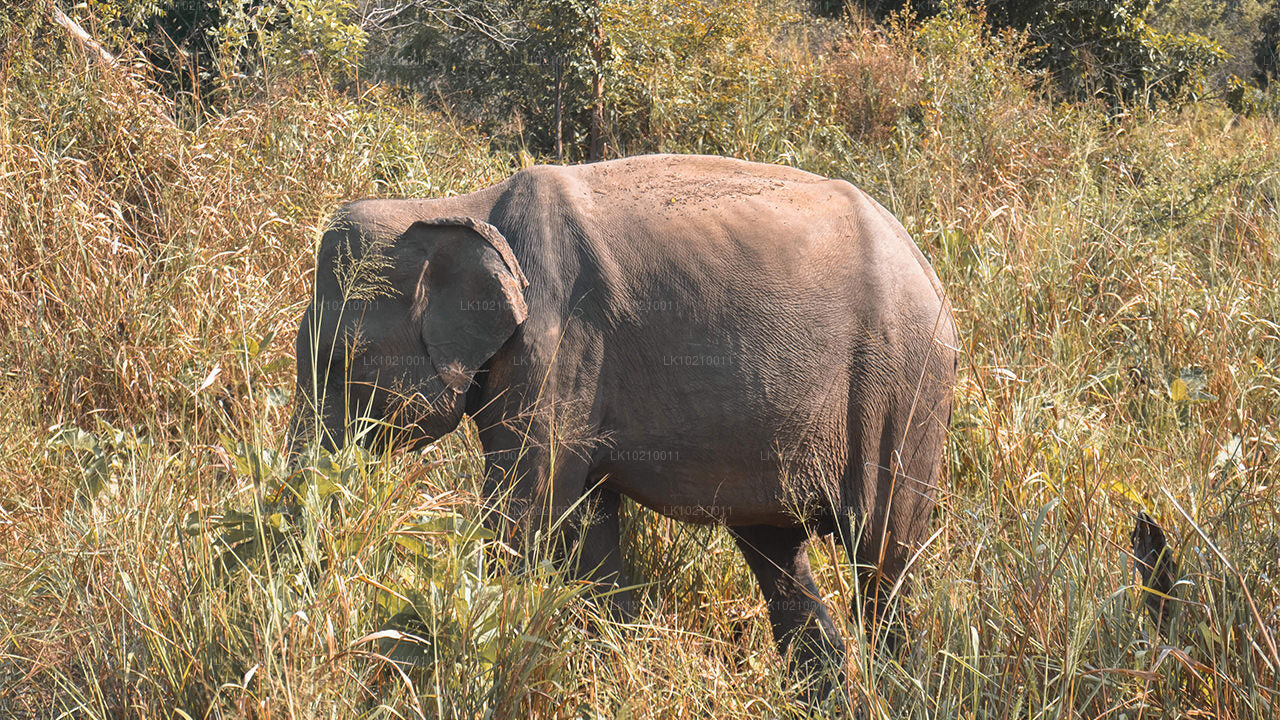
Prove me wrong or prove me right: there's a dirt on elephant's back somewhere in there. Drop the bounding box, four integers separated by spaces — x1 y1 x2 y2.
576 154 829 211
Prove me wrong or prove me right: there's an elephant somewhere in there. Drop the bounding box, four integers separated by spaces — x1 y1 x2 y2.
288 154 957 697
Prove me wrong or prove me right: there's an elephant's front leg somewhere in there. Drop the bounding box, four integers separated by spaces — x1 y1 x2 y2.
571 486 635 620
480 425 630 614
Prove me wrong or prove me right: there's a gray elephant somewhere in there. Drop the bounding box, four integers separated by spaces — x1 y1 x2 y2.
289 154 957 695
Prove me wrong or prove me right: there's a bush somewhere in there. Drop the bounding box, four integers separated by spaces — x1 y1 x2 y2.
364 0 603 160
1257 1 1280 87
810 16 924 143
1019 0 1228 104
602 0 811 153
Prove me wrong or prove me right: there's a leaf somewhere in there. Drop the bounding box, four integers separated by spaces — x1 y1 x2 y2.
1172 368 1215 402
262 387 291 408
237 335 259 359
392 533 432 557
183 511 203 536
50 425 97 453
262 357 293 374
220 436 282 483
194 364 221 394
49 426 110 499
410 514 496 542
361 625 435 666
313 469 341 500
1211 435 1245 479
352 628 416 647
1108 477 1154 513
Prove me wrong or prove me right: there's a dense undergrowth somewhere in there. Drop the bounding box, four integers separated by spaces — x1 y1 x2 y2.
2 1 1279 717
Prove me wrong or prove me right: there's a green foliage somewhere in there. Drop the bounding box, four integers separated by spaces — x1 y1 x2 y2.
1224 72 1280 115
213 0 367 83
50 0 367 107
602 0 812 154
1019 0 1229 103
1149 0 1271 88
45 424 152 503
889 0 1239 107
1257 1 1280 86
121 0 228 104
188 436 595 717
366 0 603 158
81 0 170 47
909 5 1040 141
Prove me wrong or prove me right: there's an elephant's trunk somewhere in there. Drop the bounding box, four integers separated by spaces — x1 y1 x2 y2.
284 407 306 468
286 386 346 465
284 386 325 466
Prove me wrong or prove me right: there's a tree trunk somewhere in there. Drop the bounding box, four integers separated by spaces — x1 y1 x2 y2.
554 57 564 163
589 0 605 162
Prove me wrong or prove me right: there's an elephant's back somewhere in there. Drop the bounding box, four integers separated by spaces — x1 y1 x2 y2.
553 153 832 199
511 155 947 332
514 155 925 272
519 154 849 231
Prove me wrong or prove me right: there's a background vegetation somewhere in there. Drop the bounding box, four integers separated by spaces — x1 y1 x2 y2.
2 0 1279 717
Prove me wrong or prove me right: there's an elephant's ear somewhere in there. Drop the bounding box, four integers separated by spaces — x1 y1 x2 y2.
408 217 529 393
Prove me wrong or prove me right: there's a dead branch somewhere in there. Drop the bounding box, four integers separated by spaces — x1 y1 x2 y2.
49 3 117 68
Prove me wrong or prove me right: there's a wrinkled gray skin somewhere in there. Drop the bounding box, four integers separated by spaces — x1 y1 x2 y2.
290 154 956 697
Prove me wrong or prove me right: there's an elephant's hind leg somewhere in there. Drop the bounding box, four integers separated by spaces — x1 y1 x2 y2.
730 525 846 700
842 388 948 651
836 510 913 652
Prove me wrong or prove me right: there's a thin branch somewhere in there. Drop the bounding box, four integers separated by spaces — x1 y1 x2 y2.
49 2 117 67
47 2 180 130
357 0 518 47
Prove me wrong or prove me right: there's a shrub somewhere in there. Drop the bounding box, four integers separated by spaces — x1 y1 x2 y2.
1020 0 1228 104
364 0 604 160
1257 1 1280 88
602 0 809 153
819 16 924 143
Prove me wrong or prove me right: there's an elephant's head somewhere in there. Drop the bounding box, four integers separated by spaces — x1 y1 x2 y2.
288 212 529 455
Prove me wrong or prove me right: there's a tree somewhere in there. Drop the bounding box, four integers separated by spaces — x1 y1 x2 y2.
364 0 606 160
1256 1 1280 88
990 0 1227 104
834 0 1230 106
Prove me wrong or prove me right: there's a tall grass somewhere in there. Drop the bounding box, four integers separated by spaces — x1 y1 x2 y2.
2 3 1279 718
